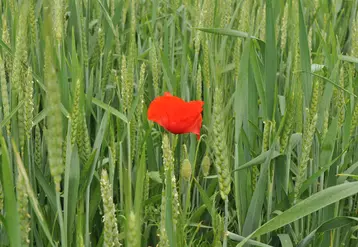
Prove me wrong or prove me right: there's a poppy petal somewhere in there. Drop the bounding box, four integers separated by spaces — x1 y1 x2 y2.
147 92 204 139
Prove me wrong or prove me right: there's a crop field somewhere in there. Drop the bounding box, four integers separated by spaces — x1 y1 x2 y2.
2 0 358 246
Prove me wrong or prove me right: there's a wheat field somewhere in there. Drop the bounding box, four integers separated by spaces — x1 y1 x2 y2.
1 0 358 246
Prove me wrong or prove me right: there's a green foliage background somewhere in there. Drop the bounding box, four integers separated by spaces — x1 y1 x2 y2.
1 0 358 246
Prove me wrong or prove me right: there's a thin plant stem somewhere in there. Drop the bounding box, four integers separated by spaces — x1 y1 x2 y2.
56 190 66 247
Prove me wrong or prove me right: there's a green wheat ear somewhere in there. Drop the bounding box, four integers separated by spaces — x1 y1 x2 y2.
29 0 37 47
2 16 12 75
280 3 288 51
44 37 63 192
150 41 159 95
121 55 129 112
158 187 169 247
35 125 42 168
162 135 180 226
194 0 203 56
294 112 318 203
17 172 30 247
202 40 210 89
53 0 64 41
71 79 81 146
213 87 231 200
78 114 92 164
127 211 139 247
81 17 89 68
12 1 28 95
196 64 202 100
0 55 10 135
351 17 358 57
24 67 34 140
100 169 121 247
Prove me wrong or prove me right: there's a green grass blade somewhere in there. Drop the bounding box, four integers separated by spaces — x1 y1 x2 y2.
298 0 312 106
264 0 277 120
277 234 294 247
0 136 21 247
11 140 55 246
92 97 128 123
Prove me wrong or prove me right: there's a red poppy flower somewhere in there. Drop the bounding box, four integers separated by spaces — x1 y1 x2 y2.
147 92 204 139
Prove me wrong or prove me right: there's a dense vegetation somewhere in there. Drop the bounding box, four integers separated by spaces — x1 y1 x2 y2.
1 0 358 246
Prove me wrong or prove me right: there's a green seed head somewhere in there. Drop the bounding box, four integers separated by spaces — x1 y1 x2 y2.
213 88 231 200
2 16 12 74
17 172 31 246
294 113 318 202
196 64 202 100
29 0 37 46
71 79 81 146
78 115 91 164
127 211 139 247
0 55 10 135
150 42 159 95
281 3 288 51
121 55 129 112
53 0 63 41
35 125 42 167
100 169 120 247
262 121 271 152
81 17 88 68
352 17 358 57
161 134 180 226
12 2 28 94
44 37 63 192
24 67 34 139
203 40 210 89
158 188 169 247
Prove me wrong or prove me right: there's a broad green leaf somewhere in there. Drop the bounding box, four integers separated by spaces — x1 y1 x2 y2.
237 181 358 246
297 217 358 247
232 150 281 172
337 160 358 184
196 27 259 40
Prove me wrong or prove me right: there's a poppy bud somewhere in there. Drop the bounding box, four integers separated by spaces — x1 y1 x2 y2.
181 159 192 180
201 155 211 177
